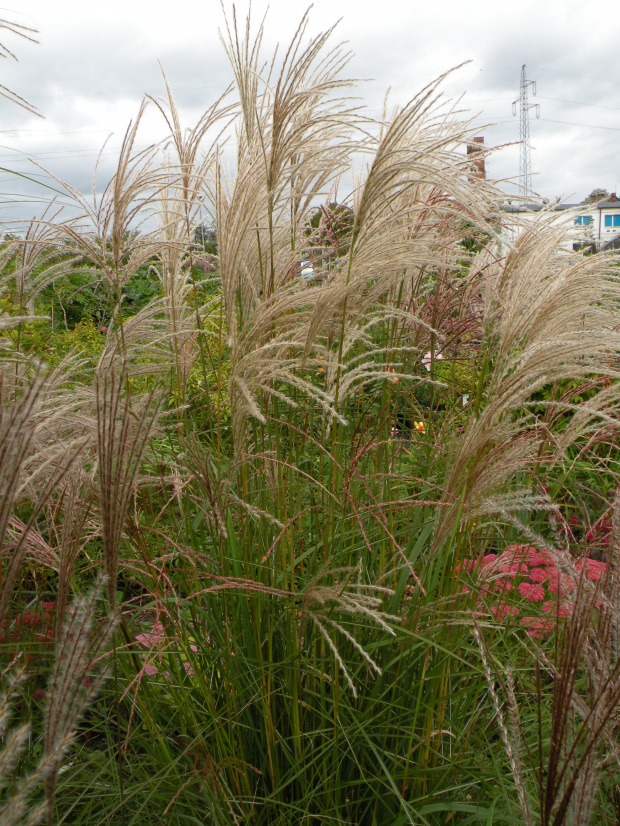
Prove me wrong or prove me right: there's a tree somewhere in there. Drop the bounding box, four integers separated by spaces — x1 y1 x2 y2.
193 221 218 255
583 188 609 204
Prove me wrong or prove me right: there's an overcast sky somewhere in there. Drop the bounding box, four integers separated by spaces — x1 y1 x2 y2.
1 0 619 226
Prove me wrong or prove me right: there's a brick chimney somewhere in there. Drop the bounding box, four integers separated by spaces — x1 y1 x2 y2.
467 136 486 181
610 192 618 201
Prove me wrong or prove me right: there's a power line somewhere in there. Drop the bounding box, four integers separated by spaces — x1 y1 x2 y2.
24 82 230 102
0 143 156 163
539 118 620 133
537 96 620 113
531 66 613 84
0 128 112 135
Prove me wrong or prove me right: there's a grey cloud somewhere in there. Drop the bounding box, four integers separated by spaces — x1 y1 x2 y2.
0 0 619 223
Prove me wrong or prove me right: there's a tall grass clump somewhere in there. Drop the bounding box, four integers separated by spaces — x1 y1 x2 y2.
1 6 620 824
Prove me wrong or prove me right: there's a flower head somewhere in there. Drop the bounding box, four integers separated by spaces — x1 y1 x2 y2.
528 567 551 584
521 617 554 638
576 558 607 582
542 600 571 617
518 582 545 601
135 620 166 649
421 351 443 371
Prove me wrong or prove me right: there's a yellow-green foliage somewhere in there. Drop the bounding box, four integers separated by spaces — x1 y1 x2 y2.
49 319 106 364
434 357 476 396
186 348 232 419
2 318 105 367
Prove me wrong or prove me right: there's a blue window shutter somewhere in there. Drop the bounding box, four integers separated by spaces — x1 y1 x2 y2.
614 215 620 227
605 215 613 227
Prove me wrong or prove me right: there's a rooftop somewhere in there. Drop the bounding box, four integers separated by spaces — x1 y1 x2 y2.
501 202 576 213
591 197 620 209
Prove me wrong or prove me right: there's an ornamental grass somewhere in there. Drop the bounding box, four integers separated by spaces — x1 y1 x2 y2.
1 7 620 824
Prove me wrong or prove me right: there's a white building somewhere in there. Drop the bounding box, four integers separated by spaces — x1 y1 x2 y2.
578 194 620 250
466 139 620 253
500 194 620 253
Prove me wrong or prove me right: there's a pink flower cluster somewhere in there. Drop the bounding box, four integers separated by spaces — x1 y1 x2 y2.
1 602 56 664
135 620 166 649
135 620 198 679
585 513 613 552
459 545 607 638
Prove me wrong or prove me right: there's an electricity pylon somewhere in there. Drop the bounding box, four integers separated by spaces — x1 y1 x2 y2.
512 64 540 196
